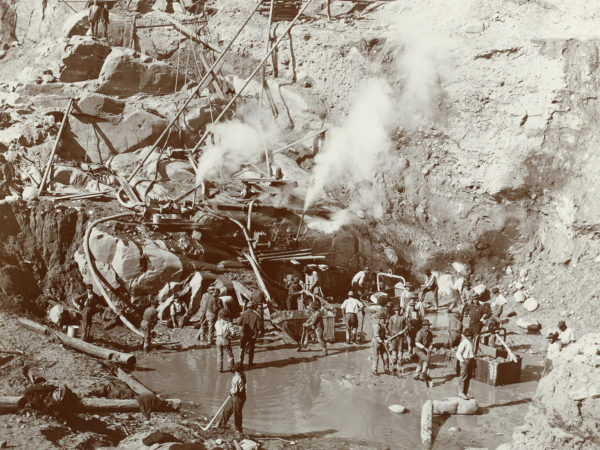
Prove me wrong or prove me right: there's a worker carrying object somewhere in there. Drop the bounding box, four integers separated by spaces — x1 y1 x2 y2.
372 310 389 375
216 362 246 433
386 305 407 372
341 291 364 345
413 319 434 381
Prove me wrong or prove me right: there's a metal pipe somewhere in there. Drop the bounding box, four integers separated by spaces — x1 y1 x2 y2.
272 129 328 155
126 0 263 183
190 0 315 157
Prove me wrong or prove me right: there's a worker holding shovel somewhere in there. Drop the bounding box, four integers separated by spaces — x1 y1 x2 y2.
214 362 246 433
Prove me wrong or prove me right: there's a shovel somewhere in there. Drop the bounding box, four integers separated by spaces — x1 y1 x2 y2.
202 395 231 431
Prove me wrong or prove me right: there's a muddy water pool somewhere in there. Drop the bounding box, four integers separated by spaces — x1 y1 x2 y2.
135 312 543 449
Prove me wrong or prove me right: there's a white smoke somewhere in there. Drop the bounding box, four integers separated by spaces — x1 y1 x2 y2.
195 119 278 183
304 79 397 221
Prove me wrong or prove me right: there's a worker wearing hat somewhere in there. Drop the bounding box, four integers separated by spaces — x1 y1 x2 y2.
196 285 221 345
77 284 101 343
387 304 407 371
557 320 576 347
372 310 390 375
404 295 424 358
456 328 475 399
238 300 261 369
215 309 235 373
414 319 434 380
543 331 562 376
341 290 364 345
299 302 327 355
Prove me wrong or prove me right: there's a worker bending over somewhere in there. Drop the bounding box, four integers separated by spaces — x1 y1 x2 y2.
140 299 159 352
420 269 439 311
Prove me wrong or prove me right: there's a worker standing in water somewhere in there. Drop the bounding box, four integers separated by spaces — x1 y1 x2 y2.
216 362 246 434
372 310 389 375
387 305 407 372
414 319 434 381
341 291 364 344
299 302 327 355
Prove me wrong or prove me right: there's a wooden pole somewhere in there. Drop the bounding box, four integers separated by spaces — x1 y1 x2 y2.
421 400 433 449
126 1 263 183
495 334 518 363
202 395 230 431
38 99 73 195
288 29 297 83
18 318 136 365
83 213 144 337
189 0 315 158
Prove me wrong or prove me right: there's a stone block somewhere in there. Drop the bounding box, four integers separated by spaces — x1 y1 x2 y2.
456 398 478 414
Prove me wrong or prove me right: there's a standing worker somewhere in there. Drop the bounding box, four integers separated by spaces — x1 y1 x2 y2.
456 328 475 399
463 294 491 336
372 310 389 375
543 331 562 375
215 309 235 373
76 284 101 342
237 300 261 369
196 286 220 345
420 269 439 311
447 309 462 348
404 297 423 358
169 293 189 328
216 362 246 434
387 305 407 372
448 275 471 313
413 319 434 381
140 299 159 352
299 302 327 355
286 276 302 311
340 291 364 345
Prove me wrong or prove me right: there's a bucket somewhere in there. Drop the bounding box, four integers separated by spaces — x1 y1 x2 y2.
67 325 79 338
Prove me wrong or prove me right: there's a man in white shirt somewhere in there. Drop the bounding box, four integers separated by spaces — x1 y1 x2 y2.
456 328 475 400
557 321 575 347
544 331 562 376
215 309 235 373
340 291 364 344
351 267 369 292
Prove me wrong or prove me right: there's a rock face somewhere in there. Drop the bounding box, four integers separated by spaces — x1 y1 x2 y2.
59 36 112 82
97 49 181 96
62 106 169 164
511 333 600 449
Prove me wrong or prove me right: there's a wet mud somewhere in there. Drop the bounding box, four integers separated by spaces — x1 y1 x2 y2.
135 311 544 449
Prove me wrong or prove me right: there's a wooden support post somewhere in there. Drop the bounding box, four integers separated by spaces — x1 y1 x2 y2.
38 99 73 195
126 1 262 183
288 28 297 83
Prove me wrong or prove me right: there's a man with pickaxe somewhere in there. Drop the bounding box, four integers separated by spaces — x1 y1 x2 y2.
386 305 408 372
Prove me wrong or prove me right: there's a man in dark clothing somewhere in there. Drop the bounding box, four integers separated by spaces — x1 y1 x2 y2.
217 362 246 433
300 302 327 355
196 286 220 344
386 305 407 371
286 276 302 311
462 297 492 336
404 298 423 357
372 310 389 375
237 301 261 368
447 309 463 348
141 300 159 352
75 284 101 342
414 319 434 381
250 289 265 334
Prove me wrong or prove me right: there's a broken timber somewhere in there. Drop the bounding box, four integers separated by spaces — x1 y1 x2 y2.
18 318 136 366
0 396 180 415
116 368 154 396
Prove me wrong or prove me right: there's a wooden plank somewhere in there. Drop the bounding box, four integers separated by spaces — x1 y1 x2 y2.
116 368 154 396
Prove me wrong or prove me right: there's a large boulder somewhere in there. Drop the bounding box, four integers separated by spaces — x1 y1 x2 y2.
112 240 142 282
62 107 169 164
75 93 125 119
97 49 181 96
512 334 600 449
59 36 112 82
135 241 184 291
88 228 119 265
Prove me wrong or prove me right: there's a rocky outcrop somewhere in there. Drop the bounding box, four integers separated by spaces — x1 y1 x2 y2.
62 105 169 164
97 49 181 97
511 334 600 449
59 36 112 82
62 10 132 48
